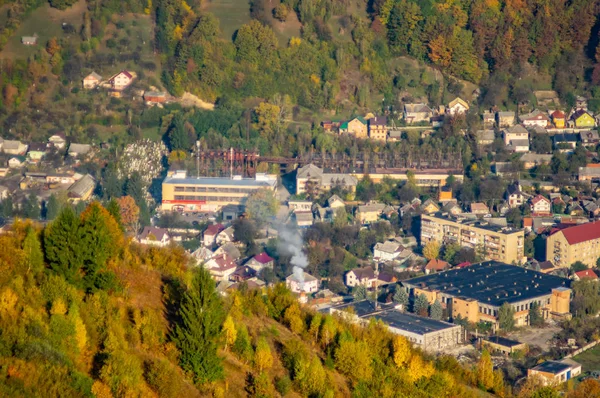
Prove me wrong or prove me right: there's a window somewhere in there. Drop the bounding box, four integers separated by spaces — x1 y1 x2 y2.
174 187 184 192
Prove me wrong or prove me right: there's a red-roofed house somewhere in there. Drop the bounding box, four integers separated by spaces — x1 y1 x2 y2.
205 254 238 281
573 269 598 281
546 221 600 268
531 195 551 216
425 259 450 274
203 223 225 247
523 217 533 232
108 70 134 91
245 252 275 273
456 262 471 268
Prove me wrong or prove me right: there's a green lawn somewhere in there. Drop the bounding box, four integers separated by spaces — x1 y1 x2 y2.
573 345 600 372
204 0 252 41
1 0 86 59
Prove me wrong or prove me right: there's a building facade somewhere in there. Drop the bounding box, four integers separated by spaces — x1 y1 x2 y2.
162 170 277 212
421 214 525 264
546 221 600 268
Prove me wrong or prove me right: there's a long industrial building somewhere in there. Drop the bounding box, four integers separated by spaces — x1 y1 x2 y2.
329 300 463 351
402 261 572 329
421 214 525 264
161 170 277 212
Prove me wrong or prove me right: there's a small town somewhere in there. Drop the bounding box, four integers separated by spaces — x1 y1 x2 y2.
2 92 600 395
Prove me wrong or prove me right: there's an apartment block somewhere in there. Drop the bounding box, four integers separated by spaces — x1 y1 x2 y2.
403 261 572 329
546 221 600 268
421 214 525 264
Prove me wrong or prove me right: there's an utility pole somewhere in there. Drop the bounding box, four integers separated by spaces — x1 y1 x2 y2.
374 263 379 310
230 147 233 179
196 141 200 178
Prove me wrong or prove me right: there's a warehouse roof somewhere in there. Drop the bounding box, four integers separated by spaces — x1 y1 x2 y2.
403 261 570 306
364 310 459 336
483 336 524 348
532 361 576 375
164 175 277 188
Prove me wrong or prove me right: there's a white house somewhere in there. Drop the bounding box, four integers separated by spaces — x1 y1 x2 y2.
190 246 214 265
7 157 25 168
447 97 469 115
48 134 66 149
83 72 102 89
530 195 551 215
345 267 376 287
216 226 235 246
505 182 527 208
286 271 319 294
108 70 135 91
203 223 225 247
245 252 275 273
288 200 313 212
503 125 529 145
205 254 238 281
527 360 581 386
373 241 404 262
2 140 28 155
519 110 551 128
138 227 171 247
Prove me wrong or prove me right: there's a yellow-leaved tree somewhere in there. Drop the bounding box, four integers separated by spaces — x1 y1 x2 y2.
283 304 304 334
477 349 494 390
392 336 412 367
423 240 441 260
407 354 435 383
222 315 237 351
254 338 273 372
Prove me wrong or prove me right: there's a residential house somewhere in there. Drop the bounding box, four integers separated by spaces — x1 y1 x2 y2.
286 271 319 294
67 174 95 202
26 143 47 162
327 194 345 209
356 202 386 224
229 266 257 283
295 164 358 195
506 182 526 208
424 259 450 274
421 198 440 214
294 211 314 227
46 173 76 185
566 202 584 216
579 130 599 147
214 242 242 262
430 115 444 128
470 202 490 215
476 130 495 146
519 110 551 128
553 133 578 151
368 116 388 141
205 253 238 281
576 96 588 109
288 200 313 212
439 187 453 202
245 252 275 273
573 269 598 281
2 140 28 155
221 204 244 221
527 360 581 386
68 143 92 158
7 157 25 168
483 111 495 127
387 129 402 142
345 267 377 287
21 36 37 45
373 241 404 262
447 97 469 115
190 246 214 265
320 121 340 132
138 226 171 246
520 154 553 170
497 111 516 127
443 201 462 216
48 134 66 149
550 110 566 128
143 91 167 104
107 70 135 91
203 223 225 247
572 110 595 128
503 125 529 152
216 226 235 246
83 72 102 89
546 221 600 268
340 117 368 138
578 164 600 183
531 195 551 215
404 104 433 124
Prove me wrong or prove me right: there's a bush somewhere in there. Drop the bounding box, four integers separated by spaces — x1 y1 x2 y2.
275 375 292 395
273 4 289 22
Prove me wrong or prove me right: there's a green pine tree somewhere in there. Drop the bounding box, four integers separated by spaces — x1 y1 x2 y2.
354 285 367 301
44 207 83 284
106 199 123 230
23 193 41 219
393 288 409 307
498 302 515 331
45 194 61 221
430 299 443 320
174 268 226 384
413 293 429 316
168 113 190 151
0 195 13 218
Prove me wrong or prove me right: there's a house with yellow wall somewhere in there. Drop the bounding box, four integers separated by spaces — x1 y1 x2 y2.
572 110 595 128
340 117 368 138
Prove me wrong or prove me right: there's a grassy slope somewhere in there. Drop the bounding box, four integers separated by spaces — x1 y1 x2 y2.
573 345 600 372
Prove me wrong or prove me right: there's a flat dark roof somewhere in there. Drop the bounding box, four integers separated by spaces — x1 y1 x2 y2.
330 300 394 317
532 361 572 374
403 261 570 307
483 336 524 348
364 310 459 335
424 214 523 235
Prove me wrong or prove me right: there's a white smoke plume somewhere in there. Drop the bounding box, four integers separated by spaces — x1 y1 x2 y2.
278 226 309 288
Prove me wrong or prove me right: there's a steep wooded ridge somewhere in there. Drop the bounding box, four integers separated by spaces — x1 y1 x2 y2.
0 203 599 397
